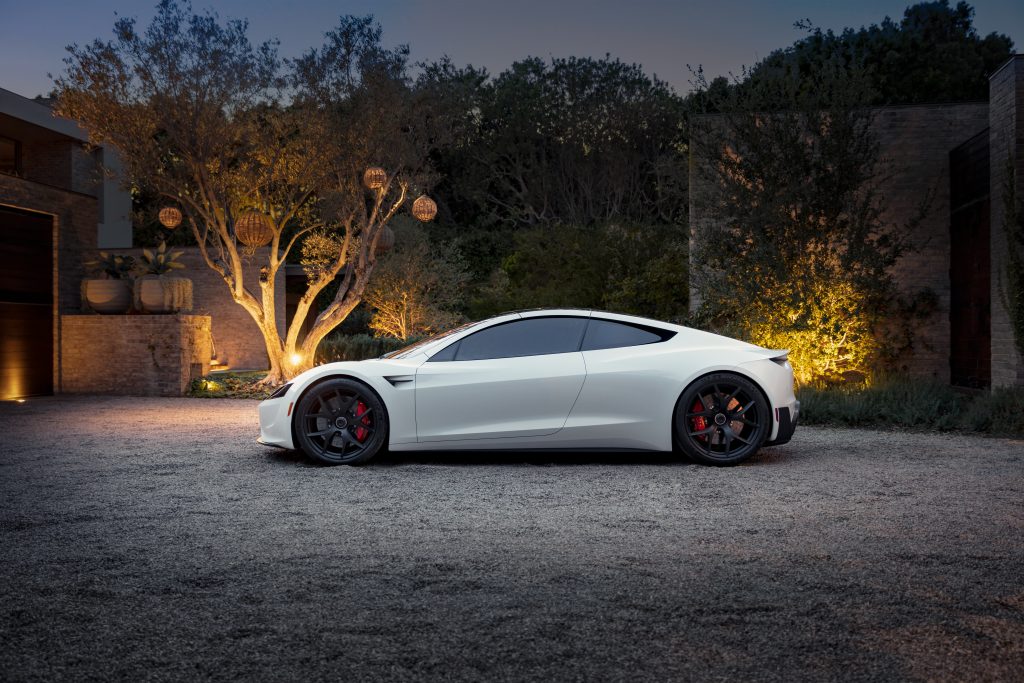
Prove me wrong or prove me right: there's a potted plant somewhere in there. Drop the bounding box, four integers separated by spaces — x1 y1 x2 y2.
82 252 135 313
133 242 193 313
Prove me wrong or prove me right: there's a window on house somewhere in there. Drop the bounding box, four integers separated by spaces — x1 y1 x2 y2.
0 136 21 176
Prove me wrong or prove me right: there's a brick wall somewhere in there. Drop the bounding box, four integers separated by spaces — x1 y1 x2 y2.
871 103 990 380
60 314 211 396
178 248 286 371
105 246 286 371
989 55 1024 388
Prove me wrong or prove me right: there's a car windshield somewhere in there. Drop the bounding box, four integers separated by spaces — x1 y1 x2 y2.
381 320 483 359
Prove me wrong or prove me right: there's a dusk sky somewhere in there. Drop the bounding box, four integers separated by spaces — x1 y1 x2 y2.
1 0 1022 98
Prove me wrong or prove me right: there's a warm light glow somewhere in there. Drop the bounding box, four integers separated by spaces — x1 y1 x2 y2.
289 353 303 366
363 167 387 190
158 206 183 229
411 195 437 222
235 211 274 248
15 399 25 404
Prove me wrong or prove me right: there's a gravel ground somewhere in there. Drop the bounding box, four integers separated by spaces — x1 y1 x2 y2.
1 396 1023 682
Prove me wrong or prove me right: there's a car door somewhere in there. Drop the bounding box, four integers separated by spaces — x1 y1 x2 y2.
415 316 588 442
565 317 682 440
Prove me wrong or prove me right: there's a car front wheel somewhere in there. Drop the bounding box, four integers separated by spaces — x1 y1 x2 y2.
294 378 387 465
674 373 769 466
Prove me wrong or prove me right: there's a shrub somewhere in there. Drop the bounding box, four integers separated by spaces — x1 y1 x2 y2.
797 377 1024 436
188 371 272 399
690 62 921 385
957 387 1024 435
316 334 422 364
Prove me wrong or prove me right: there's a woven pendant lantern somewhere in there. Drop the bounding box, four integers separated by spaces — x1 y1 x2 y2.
235 211 273 248
158 206 182 229
363 167 387 190
375 225 395 253
411 195 437 222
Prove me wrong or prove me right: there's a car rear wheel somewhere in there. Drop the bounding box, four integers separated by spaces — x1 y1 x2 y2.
294 378 387 465
674 373 769 466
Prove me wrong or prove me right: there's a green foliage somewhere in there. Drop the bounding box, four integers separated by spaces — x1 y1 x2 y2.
188 372 272 399
957 386 1024 434
798 377 1024 436
747 1 1013 105
316 333 422 364
138 241 186 275
500 225 609 311
85 252 135 280
363 219 469 340
1001 158 1024 359
798 378 964 430
55 3 455 382
426 55 688 230
690 60 915 383
602 224 690 321
481 223 689 320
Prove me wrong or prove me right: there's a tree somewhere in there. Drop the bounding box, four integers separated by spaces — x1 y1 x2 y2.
689 63 915 383
486 222 689 321
362 219 469 340
55 2 446 382
433 55 688 230
748 1 1013 105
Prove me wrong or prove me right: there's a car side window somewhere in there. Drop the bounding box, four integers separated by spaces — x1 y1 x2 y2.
581 318 674 351
430 317 588 361
428 340 460 362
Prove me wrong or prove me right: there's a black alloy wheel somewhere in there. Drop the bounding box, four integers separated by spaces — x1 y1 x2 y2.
674 373 770 466
294 378 387 465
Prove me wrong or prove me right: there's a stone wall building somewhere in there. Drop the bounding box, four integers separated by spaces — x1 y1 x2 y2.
689 55 1024 389
0 87 131 399
0 88 285 398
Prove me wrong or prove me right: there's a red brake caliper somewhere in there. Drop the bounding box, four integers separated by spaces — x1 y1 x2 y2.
354 401 370 442
691 399 707 441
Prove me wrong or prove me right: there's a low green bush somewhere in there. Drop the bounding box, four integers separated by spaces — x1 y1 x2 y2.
798 377 1024 436
315 333 422 364
189 371 271 399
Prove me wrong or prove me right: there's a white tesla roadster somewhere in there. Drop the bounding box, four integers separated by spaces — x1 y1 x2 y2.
257 309 799 466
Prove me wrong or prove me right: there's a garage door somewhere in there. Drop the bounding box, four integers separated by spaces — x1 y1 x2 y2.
0 206 53 399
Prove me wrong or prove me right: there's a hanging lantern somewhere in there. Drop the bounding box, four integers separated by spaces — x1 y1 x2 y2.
375 225 395 253
158 206 182 229
235 211 274 248
411 195 437 222
363 167 387 190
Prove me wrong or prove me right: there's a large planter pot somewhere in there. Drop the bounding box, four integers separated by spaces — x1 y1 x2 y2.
134 275 194 314
82 278 132 314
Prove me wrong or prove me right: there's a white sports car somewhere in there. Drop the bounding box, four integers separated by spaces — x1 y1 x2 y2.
257 309 798 466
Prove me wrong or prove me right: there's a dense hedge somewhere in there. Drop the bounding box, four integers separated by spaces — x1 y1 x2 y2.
798 377 1024 436
315 334 423 364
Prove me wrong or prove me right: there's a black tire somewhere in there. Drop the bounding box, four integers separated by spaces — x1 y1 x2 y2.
673 372 770 466
294 378 388 465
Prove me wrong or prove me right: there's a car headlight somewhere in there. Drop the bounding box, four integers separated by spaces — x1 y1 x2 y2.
268 382 292 400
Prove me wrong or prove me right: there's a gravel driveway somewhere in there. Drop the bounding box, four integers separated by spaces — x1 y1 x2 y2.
1 396 1022 681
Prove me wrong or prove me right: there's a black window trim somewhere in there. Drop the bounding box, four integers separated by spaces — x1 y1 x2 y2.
581 317 677 352
426 314 676 362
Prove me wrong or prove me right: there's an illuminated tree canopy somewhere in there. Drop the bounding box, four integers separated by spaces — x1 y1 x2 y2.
55 2 451 382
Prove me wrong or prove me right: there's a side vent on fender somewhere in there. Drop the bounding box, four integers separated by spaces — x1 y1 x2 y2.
384 375 415 386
